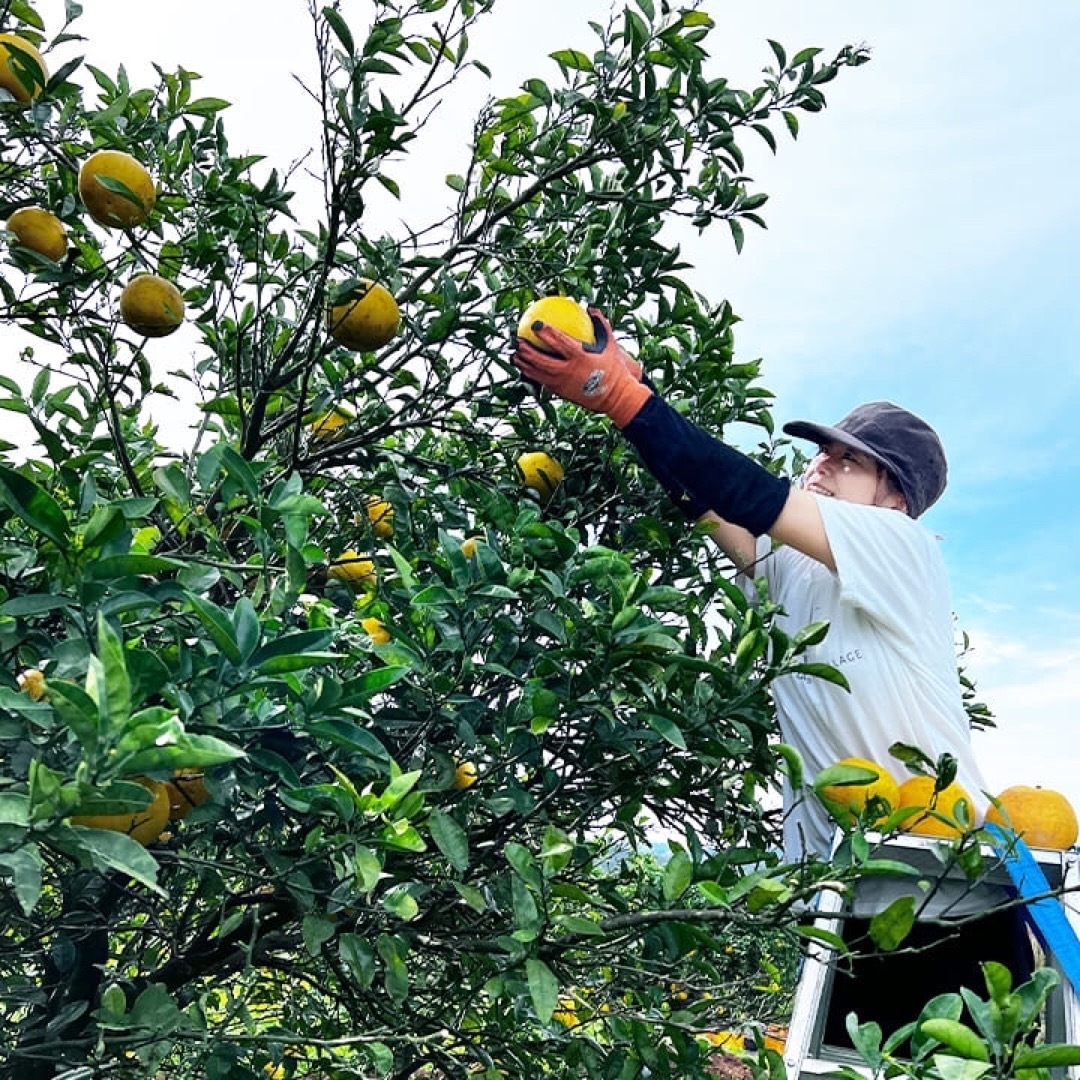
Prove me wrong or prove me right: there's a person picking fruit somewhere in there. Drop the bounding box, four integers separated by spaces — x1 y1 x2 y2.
513 305 1033 1037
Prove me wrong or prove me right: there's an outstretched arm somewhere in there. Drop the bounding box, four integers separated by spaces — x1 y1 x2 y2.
513 308 835 570
697 490 835 574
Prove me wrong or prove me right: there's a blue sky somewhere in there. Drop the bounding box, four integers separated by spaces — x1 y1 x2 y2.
27 1 1080 812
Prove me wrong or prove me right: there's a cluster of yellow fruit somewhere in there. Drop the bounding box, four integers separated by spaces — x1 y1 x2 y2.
69 769 210 846
2 31 185 342
820 756 1080 850
328 502 393 584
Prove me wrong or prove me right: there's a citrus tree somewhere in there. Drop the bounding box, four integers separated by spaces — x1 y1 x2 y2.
3 2 1053 1078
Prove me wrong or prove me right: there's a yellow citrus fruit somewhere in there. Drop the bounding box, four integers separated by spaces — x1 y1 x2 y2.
702 1031 746 1051
163 769 210 821
328 549 377 589
517 295 596 349
897 775 973 838
762 1025 788 1053
452 760 478 790
119 274 185 338
6 207 67 262
361 616 391 644
460 537 480 559
985 785 1079 850
366 498 395 539
0 33 47 103
308 408 351 443
818 757 900 828
552 997 577 1026
78 149 156 229
17 667 46 701
326 278 400 351
516 450 564 502
71 778 170 846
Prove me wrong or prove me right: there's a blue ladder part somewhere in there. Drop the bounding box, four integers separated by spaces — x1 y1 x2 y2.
985 823 1080 993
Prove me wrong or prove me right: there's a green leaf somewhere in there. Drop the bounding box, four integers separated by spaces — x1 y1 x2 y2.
219 445 260 502
0 846 43 914
338 933 376 988
121 731 245 775
549 48 593 72
643 712 686 750
184 96 231 116
306 720 390 762
81 503 127 552
0 463 70 547
868 895 915 951
382 886 419 922
128 983 184 1032
46 680 100 756
1014 1045 1080 1068
233 597 261 661
187 594 243 664
918 1018 990 1061
56 825 163 896
429 807 469 873
0 594 71 615
322 6 355 53
377 934 410 1005
526 958 559 1023
339 669 412 705
248 629 334 667
662 847 693 901
302 914 337 956
84 554 185 580
93 612 132 731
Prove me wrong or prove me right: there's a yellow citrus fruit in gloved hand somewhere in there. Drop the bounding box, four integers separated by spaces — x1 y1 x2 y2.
516 450 564 502
817 757 900 828
985 785 1079 849
517 295 596 349
897 775 973 838
71 778 170 845
326 278 400 351
0 33 47 103
79 149 157 228
6 207 67 261
119 274 185 337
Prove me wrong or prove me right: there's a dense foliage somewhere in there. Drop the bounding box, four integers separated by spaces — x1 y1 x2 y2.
2 2 1066 1078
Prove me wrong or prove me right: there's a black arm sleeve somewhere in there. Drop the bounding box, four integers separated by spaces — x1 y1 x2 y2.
621 394 790 536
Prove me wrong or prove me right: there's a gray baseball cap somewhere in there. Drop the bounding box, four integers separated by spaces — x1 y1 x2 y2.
783 401 947 518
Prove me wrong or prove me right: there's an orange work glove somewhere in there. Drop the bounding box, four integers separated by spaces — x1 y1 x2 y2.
513 307 652 429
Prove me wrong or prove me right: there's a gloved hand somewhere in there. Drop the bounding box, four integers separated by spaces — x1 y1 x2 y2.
513 307 652 429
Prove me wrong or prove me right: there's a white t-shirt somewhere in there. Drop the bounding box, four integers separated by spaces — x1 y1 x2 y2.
749 496 991 864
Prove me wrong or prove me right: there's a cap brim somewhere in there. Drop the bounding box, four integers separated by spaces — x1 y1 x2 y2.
783 420 891 471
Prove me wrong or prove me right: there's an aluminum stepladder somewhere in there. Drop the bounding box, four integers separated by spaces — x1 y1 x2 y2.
782 832 1080 1080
